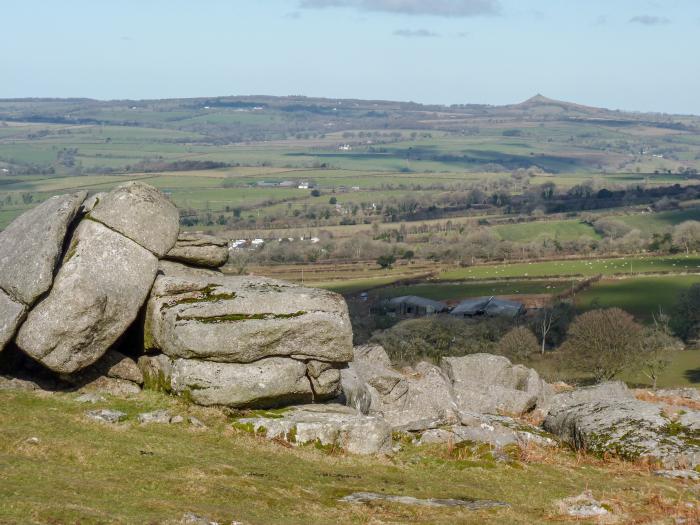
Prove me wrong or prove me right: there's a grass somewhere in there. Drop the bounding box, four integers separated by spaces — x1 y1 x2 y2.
575 274 700 321
0 389 697 524
621 349 700 388
373 280 569 301
618 208 700 234
440 254 700 280
493 220 599 242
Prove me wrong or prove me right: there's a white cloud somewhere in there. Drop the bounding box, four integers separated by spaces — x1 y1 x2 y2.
393 28 440 37
300 0 501 18
629 15 671 26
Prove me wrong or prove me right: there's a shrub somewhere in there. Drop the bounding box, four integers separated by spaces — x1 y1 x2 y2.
371 316 509 366
496 326 540 361
561 308 643 383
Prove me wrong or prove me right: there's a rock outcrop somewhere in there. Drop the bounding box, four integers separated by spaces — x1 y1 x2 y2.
440 353 550 416
145 262 353 364
0 192 86 351
142 261 353 407
544 397 700 468
16 220 159 373
165 233 229 268
235 404 393 455
1 182 177 376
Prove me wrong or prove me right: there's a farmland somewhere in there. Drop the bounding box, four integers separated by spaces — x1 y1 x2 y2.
439 254 700 281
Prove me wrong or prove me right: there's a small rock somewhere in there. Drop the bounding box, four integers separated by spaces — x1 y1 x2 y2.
26 437 40 444
188 416 206 428
654 469 700 481
75 393 106 404
340 492 509 510
86 409 127 424
178 512 220 525
170 415 184 424
137 410 172 424
555 491 609 518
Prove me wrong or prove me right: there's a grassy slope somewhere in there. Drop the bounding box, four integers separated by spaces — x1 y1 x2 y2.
1 390 697 525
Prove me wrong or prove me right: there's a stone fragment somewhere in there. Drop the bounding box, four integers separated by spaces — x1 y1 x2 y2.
165 233 229 268
85 409 127 424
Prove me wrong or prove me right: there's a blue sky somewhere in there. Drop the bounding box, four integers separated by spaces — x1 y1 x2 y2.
3 0 699 114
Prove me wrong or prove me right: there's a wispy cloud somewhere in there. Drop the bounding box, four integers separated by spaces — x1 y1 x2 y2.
393 28 440 38
593 15 607 26
299 0 501 18
284 11 302 19
629 15 670 26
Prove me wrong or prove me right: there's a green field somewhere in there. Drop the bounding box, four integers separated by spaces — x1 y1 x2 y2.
493 220 599 242
618 208 700 233
0 389 695 524
620 349 700 388
440 255 700 280
373 280 568 301
575 274 700 320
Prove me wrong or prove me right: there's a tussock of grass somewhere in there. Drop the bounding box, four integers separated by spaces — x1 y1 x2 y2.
0 390 698 524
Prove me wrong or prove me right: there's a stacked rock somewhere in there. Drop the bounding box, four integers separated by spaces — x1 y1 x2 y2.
139 259 354 408
0 182 354 409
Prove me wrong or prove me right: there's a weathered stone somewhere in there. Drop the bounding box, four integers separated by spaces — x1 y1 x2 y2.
170 357 313 408
170 415 184 424
0 290 26 352
554 491 609 518
138 410 172 424
79 376 141 397
62 350 144 387
165 233 229 268
544 399 700 469
89 181 179 257
654 469 700 481
188 416 206 428
441 354 549 416
75 393 106 404
0 192 86 306
237 404 393 455
420 414 556 449
343 346 459 431
339 366 372 414
544 381 633 416
16 220 158 373
145 265 353 364
306 360 342 399
80 192 107 214
138 354 174 392
85 409 127 424
340 492 509 510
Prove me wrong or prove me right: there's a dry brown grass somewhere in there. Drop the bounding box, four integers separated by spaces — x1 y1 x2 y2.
634 389 700 411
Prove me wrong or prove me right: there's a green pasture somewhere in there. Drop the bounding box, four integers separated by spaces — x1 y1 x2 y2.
574 274 700 321
440 254 700 281
493 220 599 242
373 280 568 301
618 208 700 233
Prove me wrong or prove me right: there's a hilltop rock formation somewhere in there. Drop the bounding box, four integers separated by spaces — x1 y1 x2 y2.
0 182 178 375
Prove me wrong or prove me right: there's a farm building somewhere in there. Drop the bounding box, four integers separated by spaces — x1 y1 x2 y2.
382 296 448 316
450 297 525 319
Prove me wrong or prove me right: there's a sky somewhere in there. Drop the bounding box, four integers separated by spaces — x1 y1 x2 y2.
3 0 700 114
